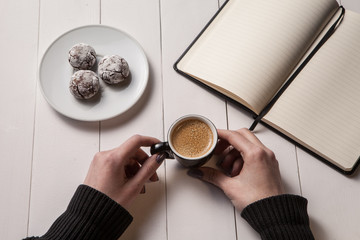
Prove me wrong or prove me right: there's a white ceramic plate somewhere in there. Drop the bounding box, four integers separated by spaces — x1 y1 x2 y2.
39 25 149 121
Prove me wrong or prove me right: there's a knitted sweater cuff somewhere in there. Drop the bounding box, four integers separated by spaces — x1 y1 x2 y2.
41 184 133 240
241 194 314 240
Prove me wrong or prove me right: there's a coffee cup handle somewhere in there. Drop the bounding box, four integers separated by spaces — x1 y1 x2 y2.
150 142 175 159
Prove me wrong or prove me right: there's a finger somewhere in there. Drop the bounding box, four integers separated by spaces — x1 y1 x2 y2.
131 149 159 181
149 172 159 182
115 135 161 159
215 144 232 167
214 137 230 155
187 167 229 190
129 153 166 187
235 128 265 147
132 148 151 165
125 160 141 179
217 129 254 153
128 151 160 184
220 148 242 174
230 158 244 177
220 151 235 174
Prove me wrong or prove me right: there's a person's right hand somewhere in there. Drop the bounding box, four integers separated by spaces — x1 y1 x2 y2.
187 128 284 212
84 135 166 209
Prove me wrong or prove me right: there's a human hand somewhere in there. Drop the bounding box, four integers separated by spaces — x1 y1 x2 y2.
84 135 166 209
187 129 284 212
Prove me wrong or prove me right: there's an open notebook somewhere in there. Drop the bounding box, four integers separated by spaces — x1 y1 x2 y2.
174 0 360 174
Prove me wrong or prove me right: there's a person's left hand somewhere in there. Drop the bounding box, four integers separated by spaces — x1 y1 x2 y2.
84 135 166 208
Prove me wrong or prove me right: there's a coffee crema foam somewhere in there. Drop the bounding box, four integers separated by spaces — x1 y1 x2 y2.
171 119 213 158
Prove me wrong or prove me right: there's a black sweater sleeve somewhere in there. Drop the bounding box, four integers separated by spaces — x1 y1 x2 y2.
24 187 312 240
24 185 133 240
241 194 314 240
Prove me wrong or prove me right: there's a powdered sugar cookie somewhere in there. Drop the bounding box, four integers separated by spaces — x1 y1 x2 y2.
98 55 130 84
69 70 100 99
68 43 97 70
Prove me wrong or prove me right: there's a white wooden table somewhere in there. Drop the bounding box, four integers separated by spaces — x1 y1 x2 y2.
1 0 359 239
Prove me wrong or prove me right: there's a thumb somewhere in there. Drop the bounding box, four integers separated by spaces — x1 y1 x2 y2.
130 152 166 186
187 167 229 190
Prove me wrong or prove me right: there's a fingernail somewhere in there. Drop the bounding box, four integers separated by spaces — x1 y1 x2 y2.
156 152 167 164
187 169 203 179
140 186 146 194
154 175 159 182
150 174 159 182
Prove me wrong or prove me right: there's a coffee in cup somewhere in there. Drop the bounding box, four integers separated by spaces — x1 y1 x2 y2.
151 115 218 168
171 118 214 158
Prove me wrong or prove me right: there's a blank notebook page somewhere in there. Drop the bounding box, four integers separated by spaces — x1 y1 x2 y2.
177 0 338 113
264 11 360 170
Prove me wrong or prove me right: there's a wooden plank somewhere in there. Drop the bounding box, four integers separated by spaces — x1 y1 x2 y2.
100 0 166 239
298 148 360 239
161 0 237 239
342 0 360 12
0 0 39 238
27 0 100 236
219 0 227 7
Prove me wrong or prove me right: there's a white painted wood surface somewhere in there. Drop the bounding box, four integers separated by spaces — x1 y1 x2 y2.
0 0 359 239
0 0 39 239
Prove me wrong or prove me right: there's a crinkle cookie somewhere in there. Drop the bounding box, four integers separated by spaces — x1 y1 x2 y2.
98 55 130 84
68 43 97 70
69 70 100 99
